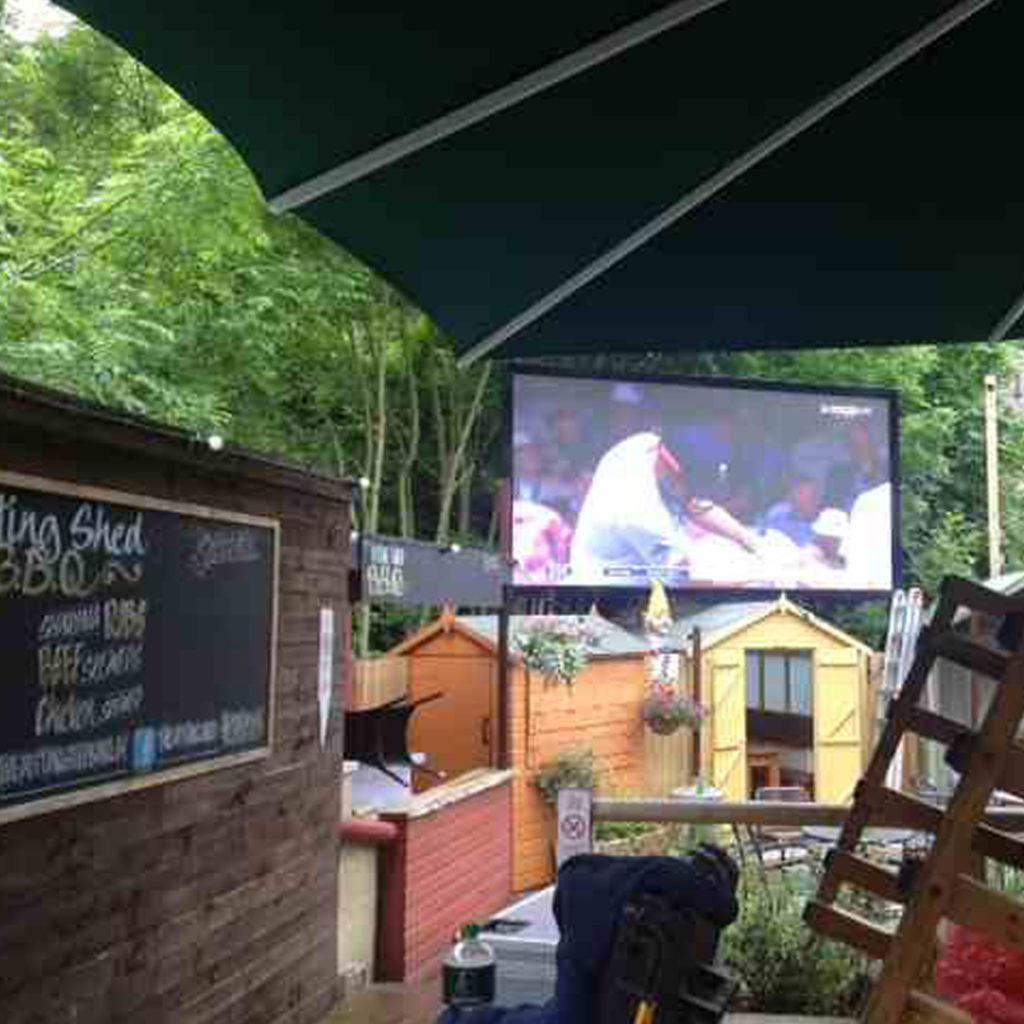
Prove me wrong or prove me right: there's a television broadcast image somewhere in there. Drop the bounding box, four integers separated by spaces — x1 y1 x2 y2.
511 371 898 594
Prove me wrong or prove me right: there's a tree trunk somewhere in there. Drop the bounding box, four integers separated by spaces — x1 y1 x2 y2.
355 316 390 657
434 361 492 544
396 333 420 539
458 461 474 537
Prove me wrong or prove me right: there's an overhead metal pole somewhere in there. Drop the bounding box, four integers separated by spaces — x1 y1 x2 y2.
459 0 998 366
269 0 730 212
985 373 1003 579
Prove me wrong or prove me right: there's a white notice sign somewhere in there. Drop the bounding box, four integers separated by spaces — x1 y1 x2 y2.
318 607 335 750
556 787 593 869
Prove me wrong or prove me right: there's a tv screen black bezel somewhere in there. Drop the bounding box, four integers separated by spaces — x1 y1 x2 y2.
506 364 902 603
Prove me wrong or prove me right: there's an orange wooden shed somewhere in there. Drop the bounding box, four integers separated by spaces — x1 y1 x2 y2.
390 612 685 892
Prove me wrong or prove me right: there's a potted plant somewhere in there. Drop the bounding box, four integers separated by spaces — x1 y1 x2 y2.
514 616 596 688
534 748 597 805
641 684 707 736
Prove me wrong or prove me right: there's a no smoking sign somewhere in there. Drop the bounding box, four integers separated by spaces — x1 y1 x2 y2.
556 788 592 867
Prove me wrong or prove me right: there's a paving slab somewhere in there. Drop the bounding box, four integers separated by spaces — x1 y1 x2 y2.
322 984 854 1024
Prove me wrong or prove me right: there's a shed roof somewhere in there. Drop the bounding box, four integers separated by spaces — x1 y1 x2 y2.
667 596 874 656
667 602 775 648
458 614 649 658
0 371 354 500
392 598 872 659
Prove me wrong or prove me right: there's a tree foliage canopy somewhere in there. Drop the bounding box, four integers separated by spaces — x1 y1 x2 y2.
1 17 1022 649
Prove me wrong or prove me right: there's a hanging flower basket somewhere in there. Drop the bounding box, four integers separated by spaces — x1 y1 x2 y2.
514 617 596 687
641 685 707 736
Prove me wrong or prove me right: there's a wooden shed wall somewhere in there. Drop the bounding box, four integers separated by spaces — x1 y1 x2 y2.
0 393 351 1024
405 628 497 790
510 655 649 892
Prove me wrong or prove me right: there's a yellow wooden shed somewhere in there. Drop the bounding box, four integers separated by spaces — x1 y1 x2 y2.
683 597 876 804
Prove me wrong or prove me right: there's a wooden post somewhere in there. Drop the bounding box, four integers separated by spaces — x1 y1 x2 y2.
496 478 513 770
691 627 703 779
497 590 511 769
986 374 1003 578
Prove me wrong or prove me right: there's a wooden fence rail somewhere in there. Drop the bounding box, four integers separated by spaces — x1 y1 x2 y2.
592 798 1024 832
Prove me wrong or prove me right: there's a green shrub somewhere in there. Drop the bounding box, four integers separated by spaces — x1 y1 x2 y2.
534 748 597 805
593 820 660 842
721 870 870 1017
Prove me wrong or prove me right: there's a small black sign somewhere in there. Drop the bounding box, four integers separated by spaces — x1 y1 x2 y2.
361 535 507 608
0 472 276 821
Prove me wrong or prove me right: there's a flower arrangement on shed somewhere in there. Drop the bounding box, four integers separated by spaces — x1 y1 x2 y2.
641 684 707 736
514 617 597 687
534 748 597 805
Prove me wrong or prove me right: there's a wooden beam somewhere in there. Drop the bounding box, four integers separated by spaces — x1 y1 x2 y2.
590 796 1024 831
906 990 973 1024
864 655 1024 1023
825 850 905 905
930 632 1009 680
803 902 892 960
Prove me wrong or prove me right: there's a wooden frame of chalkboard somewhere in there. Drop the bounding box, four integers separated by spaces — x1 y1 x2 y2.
0 469 280 826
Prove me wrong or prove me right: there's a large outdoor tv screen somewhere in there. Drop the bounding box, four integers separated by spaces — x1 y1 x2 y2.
512 370 898 594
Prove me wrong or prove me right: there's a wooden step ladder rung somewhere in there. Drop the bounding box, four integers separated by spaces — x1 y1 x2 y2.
803 901 892 961
904 707 969 746
948 874 1024 954
868 786 943 832
807 578 1024 1024
870 782 1024 868
825 850 905 905
906 989 973 1024
927 632 1010 681
973 824 1024 869
939 575 1024 620
905 708 1024 800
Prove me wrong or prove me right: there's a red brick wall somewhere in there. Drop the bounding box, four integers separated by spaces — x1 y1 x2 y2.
0 379 352 1024
378 773 513 983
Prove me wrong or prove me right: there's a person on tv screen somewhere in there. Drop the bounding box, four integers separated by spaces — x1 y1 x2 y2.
761 475 823 546
512 500 573 584
568 432 760 585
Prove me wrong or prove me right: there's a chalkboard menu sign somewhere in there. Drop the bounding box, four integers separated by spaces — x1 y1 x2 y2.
0 471 278 824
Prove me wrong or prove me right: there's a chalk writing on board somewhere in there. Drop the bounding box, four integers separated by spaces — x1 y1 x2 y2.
0 493 147 600
0 475 275 814
0 547 143 599
0 494 145 559
221 707 266 747
0 735 130 791
159 720 219 756
37 603 102 642
188 527 261 578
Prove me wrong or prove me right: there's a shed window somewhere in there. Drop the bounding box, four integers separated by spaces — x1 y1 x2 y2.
745 651 813 716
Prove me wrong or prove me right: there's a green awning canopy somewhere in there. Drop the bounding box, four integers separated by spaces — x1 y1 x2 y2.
60 1 1024 363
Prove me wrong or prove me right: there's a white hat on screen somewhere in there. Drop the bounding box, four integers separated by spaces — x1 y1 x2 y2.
811 507 849 540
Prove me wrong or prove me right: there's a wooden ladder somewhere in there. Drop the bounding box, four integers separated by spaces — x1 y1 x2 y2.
804 576 1024 1024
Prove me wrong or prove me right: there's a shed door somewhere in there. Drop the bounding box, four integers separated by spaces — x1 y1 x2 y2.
814 648 863 804
408 654 494 793
710 651 747 802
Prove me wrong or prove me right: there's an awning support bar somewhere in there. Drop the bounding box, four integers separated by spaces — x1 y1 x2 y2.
458 0 998 367
989 291 1024 342
268 0 729 213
